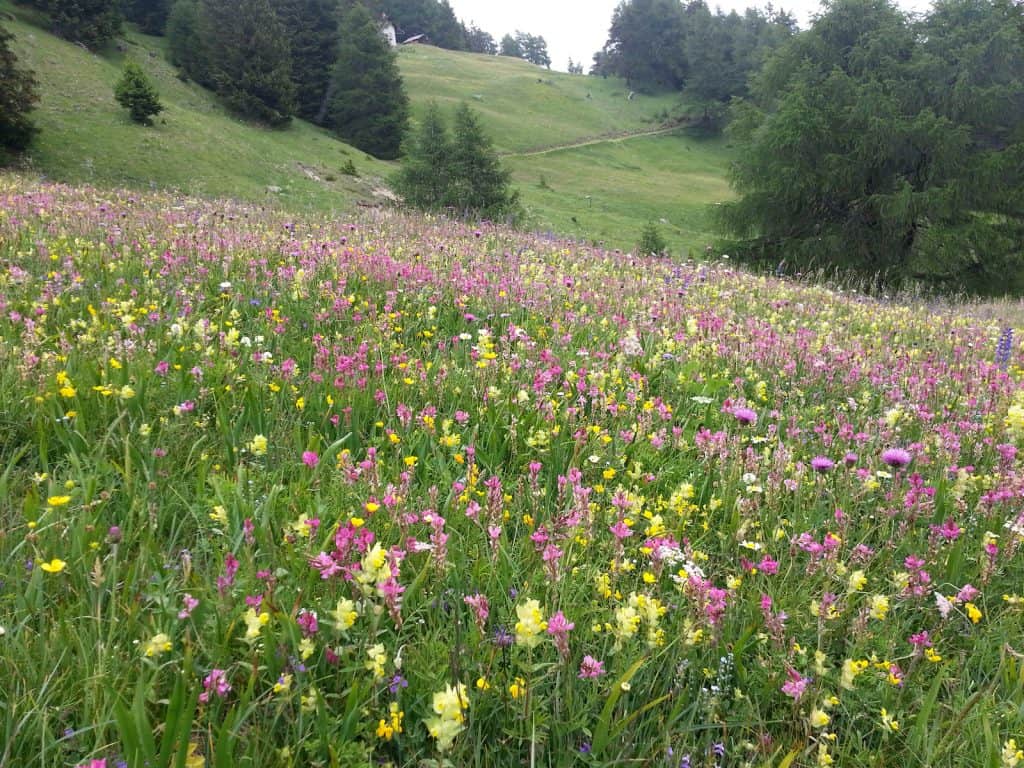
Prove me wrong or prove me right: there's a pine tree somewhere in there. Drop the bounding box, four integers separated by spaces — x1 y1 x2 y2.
124 0 171 35
166 0 208 82
0 23 39 158
499 33 522 57
326 2 408 159
274 0 338 123
49 0 122 49
449 102 519 220
114 60 164 124
392 102 453 210
200 0 295 126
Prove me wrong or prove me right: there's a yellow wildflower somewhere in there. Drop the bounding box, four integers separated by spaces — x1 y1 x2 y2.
39 558 67 574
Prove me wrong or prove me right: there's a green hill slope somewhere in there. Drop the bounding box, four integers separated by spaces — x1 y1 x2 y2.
399 46 734 253
3 5 734 253
2 2 393 210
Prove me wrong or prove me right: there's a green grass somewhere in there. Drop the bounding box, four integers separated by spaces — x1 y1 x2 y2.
2 2 393 211
506 133 734 254
397 46 682 153
399 46 735 254
3 6 735 253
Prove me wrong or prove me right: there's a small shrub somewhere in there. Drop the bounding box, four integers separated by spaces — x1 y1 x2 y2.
114 60 163 125
638 220 668 256
340 158 358 177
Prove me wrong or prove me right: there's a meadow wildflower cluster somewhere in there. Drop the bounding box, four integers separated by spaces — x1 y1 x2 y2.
0 177 1022 767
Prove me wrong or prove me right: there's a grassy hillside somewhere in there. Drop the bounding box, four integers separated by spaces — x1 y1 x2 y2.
1 2 393 211
399 45 734 254
397 45 681 153
3 5 734 253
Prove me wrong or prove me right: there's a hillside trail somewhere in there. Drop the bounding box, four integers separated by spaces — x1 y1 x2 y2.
500 124 684 158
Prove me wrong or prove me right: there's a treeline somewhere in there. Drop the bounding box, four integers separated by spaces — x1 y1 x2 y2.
594 0 796 127
721 0 1024 295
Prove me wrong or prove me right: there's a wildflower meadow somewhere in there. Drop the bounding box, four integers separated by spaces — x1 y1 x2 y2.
0 177 1022 767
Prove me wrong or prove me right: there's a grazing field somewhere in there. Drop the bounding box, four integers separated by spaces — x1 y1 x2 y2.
4 2 733 256
1 178 1022 768
1 2 393 210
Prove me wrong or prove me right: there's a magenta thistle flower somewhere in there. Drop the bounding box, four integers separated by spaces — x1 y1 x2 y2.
733 407 758 426
810 456 834 473
301 451 319 468
578 655 605 679
881 448 912 468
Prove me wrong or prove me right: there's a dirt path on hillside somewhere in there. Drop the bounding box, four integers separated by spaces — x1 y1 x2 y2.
500 123 686 158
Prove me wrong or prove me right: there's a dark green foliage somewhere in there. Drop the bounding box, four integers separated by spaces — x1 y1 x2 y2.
498 30 550 68
599 0 794 99
274 0 338 122
498 33 521 58
449 102 519 218
394 102 520 222
0 23 39 158
114 60 163 124
567 58 584 75
720 0 1024 295
326 2 408 159
516 31 550 68
392 101 452 209
124 0 170 34
200 0 295 126
602 0 687 89
464 23 496 55
639 220 668 255
362 0 466 49
165 0 207 81
48 0 122 48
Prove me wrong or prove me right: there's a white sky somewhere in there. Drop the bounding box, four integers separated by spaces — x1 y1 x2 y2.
447 0 935 72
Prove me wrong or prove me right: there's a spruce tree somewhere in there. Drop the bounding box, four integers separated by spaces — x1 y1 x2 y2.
114 60 164 124
274 0 338 123
124 0 171 35
0 23 39 159
326 2 408 159
49 0 122 49
449 102 519 220
166 0 208 83
392 102 453 210
200 0 295 126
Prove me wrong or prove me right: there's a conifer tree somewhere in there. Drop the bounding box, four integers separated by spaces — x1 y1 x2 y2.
448 102 519 220
392 102 453 210
326 2 408 159
0 23 39 159
124 0 171 35
166 0 207 82
274 0 338 122
200 0 295 126
49 0 122 49
114 60 164 124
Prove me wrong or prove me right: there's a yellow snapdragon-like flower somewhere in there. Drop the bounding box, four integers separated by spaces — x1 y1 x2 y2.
869 594 890 620
514 598 547 648
840 659 869 690
425 683 468 752
143 633 172 658
243 608 270 641
1002 739 1023 768
331 597 358 631
365 643 387 680
248 434 268 456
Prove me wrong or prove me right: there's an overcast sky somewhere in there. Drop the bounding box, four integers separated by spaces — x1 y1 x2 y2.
446 0 935 72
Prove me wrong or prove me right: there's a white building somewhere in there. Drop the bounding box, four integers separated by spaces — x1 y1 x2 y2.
381 16 397 48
